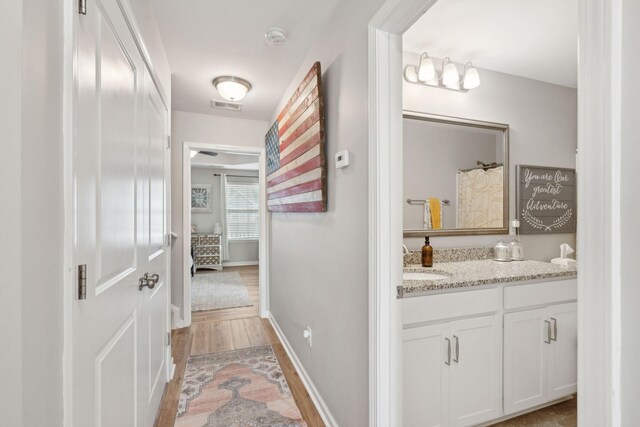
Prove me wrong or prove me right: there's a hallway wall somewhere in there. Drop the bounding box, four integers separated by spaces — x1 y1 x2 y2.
267 0 386 424
170 111 269 316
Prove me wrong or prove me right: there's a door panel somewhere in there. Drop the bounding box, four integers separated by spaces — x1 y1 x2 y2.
403 324 449 427
504 308 548 414
548 302 578 400
450 315 502 427
74 1 169 426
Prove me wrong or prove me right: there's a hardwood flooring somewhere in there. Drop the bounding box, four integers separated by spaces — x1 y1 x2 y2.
154 266 324 427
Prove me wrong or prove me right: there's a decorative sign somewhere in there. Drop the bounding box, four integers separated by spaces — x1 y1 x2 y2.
265 62 327 212
516 165 576 234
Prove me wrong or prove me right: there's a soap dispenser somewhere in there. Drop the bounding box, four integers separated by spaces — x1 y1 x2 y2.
422 236 433 267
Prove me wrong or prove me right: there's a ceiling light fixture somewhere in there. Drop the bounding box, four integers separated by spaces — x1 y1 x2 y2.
212 76 252 102
404 52 480 92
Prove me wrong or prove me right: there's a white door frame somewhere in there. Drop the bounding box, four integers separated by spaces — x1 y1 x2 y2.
181 141 269 326
368 0 623 425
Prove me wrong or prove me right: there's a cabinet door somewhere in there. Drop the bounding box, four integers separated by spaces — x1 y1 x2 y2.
547 302 578 400
449 315 502 427
504 308 549 414
403 324 450 427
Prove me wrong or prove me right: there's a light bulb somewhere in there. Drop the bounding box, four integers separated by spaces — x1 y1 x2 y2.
417 53 436 82
441 58 459 87
463 63 480 89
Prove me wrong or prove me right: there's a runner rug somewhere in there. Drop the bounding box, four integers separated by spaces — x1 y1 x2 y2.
175 345 307 427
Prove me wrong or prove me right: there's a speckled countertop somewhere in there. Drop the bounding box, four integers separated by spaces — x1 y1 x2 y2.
400 259 577 298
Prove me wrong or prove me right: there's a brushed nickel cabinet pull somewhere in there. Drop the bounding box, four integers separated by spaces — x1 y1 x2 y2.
551 317 558 341
544 320 551 344
453 335 459 363
445 337 451 366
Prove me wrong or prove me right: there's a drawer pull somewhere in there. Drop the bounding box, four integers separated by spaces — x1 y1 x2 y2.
544 320 551 344
551 317 558 341
453 335 459 363
445 337 451 365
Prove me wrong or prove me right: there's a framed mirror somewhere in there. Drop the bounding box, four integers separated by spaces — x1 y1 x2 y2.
403 112 509 237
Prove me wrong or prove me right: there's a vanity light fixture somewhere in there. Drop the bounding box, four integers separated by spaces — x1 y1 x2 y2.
212 76 252 102
404 52 480 92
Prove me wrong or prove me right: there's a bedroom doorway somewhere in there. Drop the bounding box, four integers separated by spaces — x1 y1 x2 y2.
182 142 269 325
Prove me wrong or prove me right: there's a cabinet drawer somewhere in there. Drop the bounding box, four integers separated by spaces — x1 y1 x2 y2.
504 279 576 310
201 235 221 245
195 246 220 256
195 255 221 266
403 287 501 326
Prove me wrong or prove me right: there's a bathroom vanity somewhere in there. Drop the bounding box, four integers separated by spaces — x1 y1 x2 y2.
400 258 577 427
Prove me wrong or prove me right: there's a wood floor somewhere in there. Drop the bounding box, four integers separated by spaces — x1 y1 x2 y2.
154 265 324 427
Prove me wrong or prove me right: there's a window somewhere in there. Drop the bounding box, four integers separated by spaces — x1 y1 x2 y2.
225 179 259 240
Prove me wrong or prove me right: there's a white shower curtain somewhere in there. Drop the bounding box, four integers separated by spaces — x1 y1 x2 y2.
457 166 503 228
219 173 230 261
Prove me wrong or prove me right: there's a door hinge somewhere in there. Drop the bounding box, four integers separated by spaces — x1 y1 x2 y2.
166 135 171 149
166 332 172 346
79 0 87 15
78 264 87 300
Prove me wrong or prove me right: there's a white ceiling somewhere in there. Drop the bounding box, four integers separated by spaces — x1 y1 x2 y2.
191 152 258 170
403 0 578 88
152 0 340 120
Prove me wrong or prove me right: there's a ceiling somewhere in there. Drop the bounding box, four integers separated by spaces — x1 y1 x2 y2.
403 0 578 88
191 152 259 170
152 0 340 121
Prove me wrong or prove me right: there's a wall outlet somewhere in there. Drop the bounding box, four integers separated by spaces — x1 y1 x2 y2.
303 326 312 348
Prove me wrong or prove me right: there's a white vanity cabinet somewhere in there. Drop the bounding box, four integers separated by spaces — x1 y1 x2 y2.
402 278 577 426
403 289 502 427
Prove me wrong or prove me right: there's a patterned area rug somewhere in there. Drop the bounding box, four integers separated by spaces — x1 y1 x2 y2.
191 271 253 312
176 345 306 427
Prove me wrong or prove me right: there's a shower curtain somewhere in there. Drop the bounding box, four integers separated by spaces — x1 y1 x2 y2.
457 166 503 228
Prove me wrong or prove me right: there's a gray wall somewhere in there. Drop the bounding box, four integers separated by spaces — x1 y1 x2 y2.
267 0 386 424
0 0 24 424
190 167 259 264
170 111 269 315
403 51 577 262
403 119 500 229
621 0 640 422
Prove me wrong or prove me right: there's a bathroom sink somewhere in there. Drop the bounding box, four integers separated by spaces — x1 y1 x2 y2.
403 272 449 281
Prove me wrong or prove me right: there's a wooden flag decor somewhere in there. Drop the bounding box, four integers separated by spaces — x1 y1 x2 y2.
265 62 326 212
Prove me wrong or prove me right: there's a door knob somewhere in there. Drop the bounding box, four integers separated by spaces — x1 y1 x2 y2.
139 273 159 291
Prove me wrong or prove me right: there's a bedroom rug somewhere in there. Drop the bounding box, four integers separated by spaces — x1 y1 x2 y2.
175 345 306 427
191 271 253 312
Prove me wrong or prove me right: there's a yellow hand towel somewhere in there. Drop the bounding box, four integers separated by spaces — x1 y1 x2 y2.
429 198 442 229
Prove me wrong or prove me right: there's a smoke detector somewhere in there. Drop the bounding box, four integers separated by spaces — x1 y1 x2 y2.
265 28 287 47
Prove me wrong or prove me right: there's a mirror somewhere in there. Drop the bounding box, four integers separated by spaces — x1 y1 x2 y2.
403 112 509 237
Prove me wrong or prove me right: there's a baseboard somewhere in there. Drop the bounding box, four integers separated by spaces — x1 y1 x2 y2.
171 304 189 329
223 261 259 267
268 312 338 427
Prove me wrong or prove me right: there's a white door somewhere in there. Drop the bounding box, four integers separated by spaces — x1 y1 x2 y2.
403 324 450 427
504 308 549 414
74 0 169 426
547 302 578 400
449 315 502 427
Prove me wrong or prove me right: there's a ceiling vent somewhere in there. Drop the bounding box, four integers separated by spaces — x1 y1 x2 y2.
211 100 242 111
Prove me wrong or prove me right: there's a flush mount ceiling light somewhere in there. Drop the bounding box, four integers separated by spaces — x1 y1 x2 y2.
212 76 252 102
404 52 480 92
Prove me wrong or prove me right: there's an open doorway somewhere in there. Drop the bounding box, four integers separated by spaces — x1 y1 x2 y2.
181 142 269 325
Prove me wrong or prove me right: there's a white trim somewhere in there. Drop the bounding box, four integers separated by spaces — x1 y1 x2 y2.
368 1 439 425
577 0 622 424
267 312 338 427
222 261 259 267
182 142 270 325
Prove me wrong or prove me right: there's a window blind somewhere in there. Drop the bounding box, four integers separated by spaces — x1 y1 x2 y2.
225 180 259 240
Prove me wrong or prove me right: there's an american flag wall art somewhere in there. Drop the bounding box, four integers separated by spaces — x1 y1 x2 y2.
265 62 327 212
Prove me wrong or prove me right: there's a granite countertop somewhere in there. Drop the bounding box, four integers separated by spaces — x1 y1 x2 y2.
400 259 577 298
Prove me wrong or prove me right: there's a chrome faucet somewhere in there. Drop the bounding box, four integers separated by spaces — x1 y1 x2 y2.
402 244 410 255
